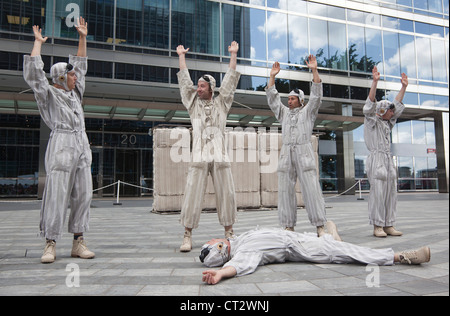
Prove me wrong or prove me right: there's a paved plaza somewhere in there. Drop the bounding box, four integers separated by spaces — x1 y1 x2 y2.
0 192 448 297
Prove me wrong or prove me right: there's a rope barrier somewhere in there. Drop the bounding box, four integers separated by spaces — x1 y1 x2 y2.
93 180 153 205
324 179 364 200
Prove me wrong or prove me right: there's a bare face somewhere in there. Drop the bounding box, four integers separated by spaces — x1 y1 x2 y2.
66 71 77 91
381 108 395 120
288 96 301 110
197 80 213 100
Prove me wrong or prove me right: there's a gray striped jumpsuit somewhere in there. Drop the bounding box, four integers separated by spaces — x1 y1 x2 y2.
265 83 327 229
224 227 394 276
23 55 92 240
363 97 405 227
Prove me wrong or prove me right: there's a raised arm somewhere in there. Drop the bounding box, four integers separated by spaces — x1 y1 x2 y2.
368 66 381 102
305 54 320 83
268 62 280 88
30 25 48 57
228 41 239 70
75 17 88 57
395 73 408 103
177 45 190 70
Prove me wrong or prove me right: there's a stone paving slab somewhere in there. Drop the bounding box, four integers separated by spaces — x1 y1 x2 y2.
0 193 448 299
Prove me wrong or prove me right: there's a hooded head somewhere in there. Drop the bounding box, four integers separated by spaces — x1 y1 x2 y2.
376 100 395 119
199 239 230 267
50 62 75 91
288 88 305 109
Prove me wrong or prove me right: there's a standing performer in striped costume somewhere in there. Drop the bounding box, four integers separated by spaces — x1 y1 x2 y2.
364 66 408 237
176 42 241 252
23 18 95 263
200 225 431 284
265 57 330 236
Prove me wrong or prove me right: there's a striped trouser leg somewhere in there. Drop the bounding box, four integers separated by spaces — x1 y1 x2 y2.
211 161 236 227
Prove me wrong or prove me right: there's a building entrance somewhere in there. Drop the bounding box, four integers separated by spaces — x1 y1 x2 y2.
115 149 140 197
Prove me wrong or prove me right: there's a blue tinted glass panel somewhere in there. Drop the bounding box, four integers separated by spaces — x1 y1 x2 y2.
383 31 400 76
171 0 220 55
309 18 328 67
430 39 447 82
416 36 433 80
267 11 288 63
328 22 347 70
348 25 366 72
288 14 308 65
222 5 266 62
399 34 417 78
365 28 383 73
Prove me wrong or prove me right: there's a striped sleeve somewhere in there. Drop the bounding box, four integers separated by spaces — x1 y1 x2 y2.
223 251 263 276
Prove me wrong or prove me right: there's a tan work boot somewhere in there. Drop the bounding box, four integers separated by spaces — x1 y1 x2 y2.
398 246 431 264
373 225 387 237
325 221 342 241
317 225 325 237
384 226 403 236
71 237 95 259
285 227 294 232
180 230 192 252
41 239 56 264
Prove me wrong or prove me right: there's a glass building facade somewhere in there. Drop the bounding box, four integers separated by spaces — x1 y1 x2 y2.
0 0 448 197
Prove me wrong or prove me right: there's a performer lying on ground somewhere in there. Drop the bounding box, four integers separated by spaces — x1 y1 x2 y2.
200 222 430 285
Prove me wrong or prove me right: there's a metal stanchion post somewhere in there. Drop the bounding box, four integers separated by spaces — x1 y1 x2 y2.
357 179 364 200
113 180 122 205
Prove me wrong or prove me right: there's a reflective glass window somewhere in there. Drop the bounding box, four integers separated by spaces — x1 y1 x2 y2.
347 9 365 24
383 30 401 76
434 95 449 109
412 120 426 144
0 0 47 35
309 18 328 67
396 121 412 143
222 5 266 62
54 0 85 39
399 34 417 79
85 0 115 44
115 0 142 46
365 28 383 73
143 0 170 48
267 0 288 9
398 156 413 177
430 38 448 82
286 0 307 13
398 19 414 32
288 14 308 66
425 121 436 145
348 25 367 72
267 11 288 63
328 22 347 70
402 92 419 105
416 36 433 80
427 0 443 13
171 0 220 55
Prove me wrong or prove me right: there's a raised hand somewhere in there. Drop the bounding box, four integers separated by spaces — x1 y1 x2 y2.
32 25 48 44
305 54 317 70
228 41 239 55
372 66 381 82
400 72 408 88
75 16 88 38
270 62 281 78
176 45 190 56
